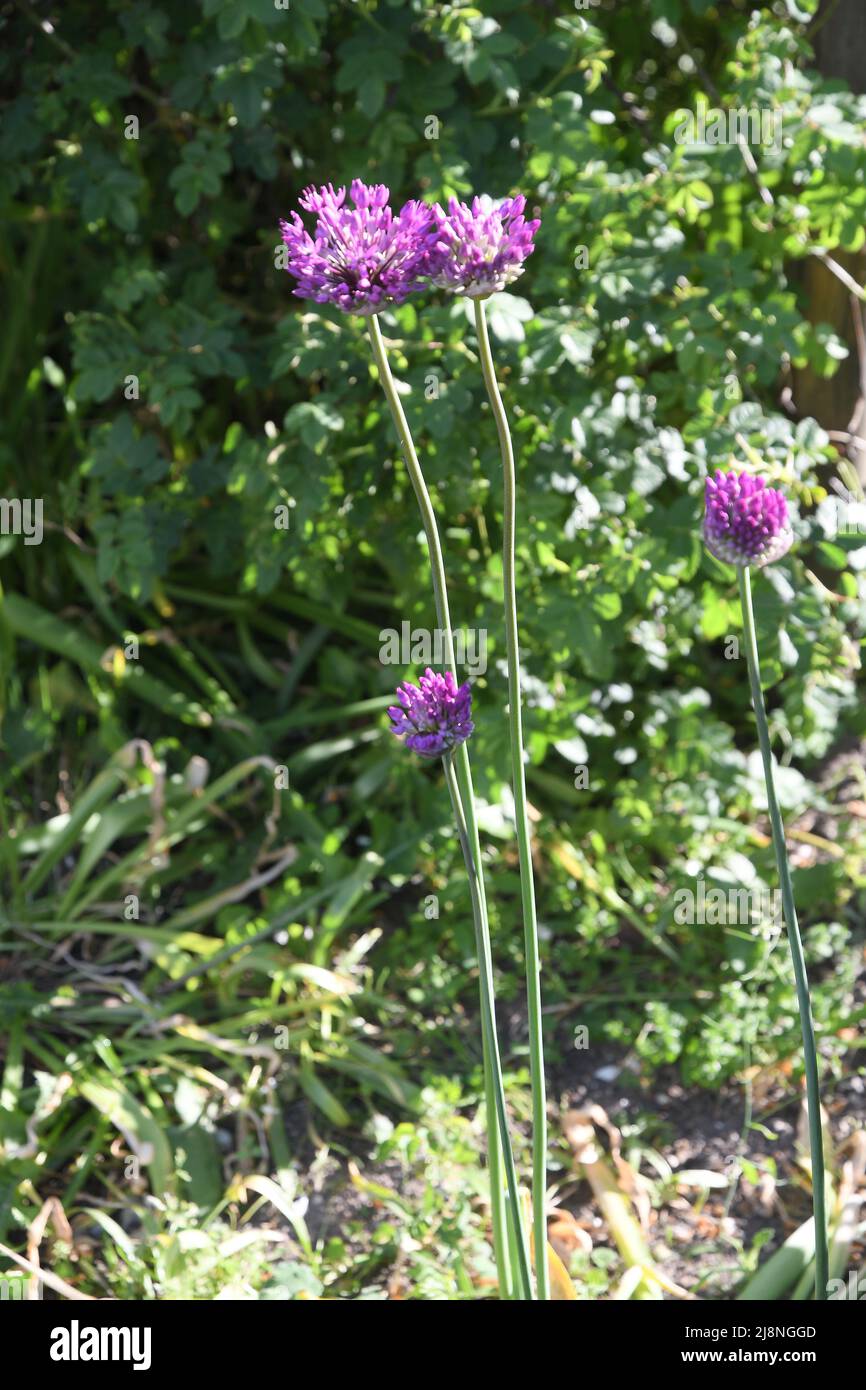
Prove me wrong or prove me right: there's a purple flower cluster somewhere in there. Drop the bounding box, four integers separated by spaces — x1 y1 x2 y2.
431 195 540 297
388 668 474 758
703 471 793 569
279 180 441 316
279 181 539 313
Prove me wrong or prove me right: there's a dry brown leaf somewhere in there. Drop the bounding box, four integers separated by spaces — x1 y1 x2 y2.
548 1211 593 1265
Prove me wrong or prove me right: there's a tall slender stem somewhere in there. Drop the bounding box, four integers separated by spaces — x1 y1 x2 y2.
367 313 532 1299
443 755 533 1300
473 298 549 1301
737 565 829 1300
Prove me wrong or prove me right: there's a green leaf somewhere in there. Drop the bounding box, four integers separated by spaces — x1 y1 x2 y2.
79 1077 174 1196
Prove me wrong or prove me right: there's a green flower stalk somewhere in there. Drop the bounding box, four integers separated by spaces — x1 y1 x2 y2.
705 470 828 1300
367 314 532 1302
427 190 547 1298
474 297 549 1301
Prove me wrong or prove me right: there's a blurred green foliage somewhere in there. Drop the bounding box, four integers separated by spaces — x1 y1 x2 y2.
1 0 865 1298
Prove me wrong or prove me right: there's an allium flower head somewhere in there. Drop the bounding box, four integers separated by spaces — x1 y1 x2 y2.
431 194 540 298
704 470 793 568
279 180 441 315
388 668 474 758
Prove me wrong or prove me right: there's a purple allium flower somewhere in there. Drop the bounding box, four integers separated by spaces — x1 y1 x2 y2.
703 470 794 568
431 194 540 298
388 668 474 758
278 180 441 316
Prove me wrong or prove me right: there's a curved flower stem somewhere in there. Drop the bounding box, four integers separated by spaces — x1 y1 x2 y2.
473 297 549 1301
367 313 532 1300
737 565 829 1300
